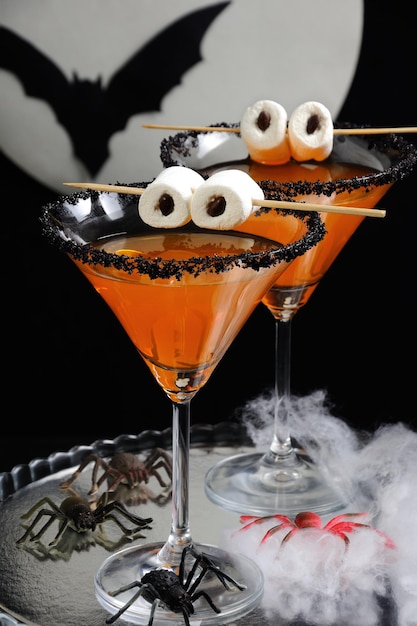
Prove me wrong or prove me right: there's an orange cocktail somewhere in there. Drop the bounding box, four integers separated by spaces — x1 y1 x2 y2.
41 176 327 622
160 126 412 321
242 159 392 319
159 124 417 516
74 229 296 402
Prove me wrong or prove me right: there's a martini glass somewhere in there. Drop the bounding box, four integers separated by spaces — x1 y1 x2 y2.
40 179 325 624
160 123 417 516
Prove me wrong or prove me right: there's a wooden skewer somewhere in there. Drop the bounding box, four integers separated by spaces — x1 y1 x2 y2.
143 124 240 133
258 198 385 217
63 182 145 195
333 127 417 135
63 182 386 218
142 123 417 135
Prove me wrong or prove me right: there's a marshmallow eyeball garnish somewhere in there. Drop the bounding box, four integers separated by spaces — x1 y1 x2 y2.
240 99 291 165
191 169 265 230
288 101 333 162
138 166 205 228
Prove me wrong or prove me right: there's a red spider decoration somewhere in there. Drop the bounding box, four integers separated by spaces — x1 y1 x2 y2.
235 511 396 549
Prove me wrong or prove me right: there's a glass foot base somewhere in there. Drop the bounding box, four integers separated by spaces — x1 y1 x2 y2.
205 451 352 516
95 541 264 625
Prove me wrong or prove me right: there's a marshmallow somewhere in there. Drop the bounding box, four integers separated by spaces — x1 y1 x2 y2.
240 100 291 165
191 169 264 230
288 101 333 162
138 166 204 228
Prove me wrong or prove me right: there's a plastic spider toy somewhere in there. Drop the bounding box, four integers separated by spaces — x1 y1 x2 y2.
16 490 153 548
236 511 396 548
105 544 246 625
60 449 172 496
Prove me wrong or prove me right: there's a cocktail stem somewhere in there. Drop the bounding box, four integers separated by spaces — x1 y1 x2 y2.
261 318 303 474
157 400 193 566
273 318 292 453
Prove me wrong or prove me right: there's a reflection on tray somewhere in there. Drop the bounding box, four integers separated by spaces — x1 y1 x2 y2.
59 449 173 498
0 423 247 501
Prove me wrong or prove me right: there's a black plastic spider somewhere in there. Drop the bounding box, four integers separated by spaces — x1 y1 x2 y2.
60 449 172 495
106 544 247 625
16 490 153 547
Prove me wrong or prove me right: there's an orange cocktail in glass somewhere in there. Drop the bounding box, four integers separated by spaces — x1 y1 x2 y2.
160 125 417 515
41 179 325 623
240 158 393 319
75 229 299 402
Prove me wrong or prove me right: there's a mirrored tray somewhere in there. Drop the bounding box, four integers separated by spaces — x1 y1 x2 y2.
0 425 269 626
0 425 397 626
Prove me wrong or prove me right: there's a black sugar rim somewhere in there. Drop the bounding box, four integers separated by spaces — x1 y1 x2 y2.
40 181 327 279
159 121 417 198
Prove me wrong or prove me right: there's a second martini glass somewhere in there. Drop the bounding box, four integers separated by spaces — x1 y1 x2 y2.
160 123 417 515
40 179 324 623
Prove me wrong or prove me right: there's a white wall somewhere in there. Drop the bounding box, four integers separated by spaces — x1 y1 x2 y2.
0 0 362 191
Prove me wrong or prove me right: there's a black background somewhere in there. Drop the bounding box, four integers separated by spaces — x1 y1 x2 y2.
1 1 416 472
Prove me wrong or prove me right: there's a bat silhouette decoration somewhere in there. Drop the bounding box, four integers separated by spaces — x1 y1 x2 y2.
0 2 230 177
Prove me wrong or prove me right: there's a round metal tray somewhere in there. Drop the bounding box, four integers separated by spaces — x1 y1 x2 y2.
0 425 396 625
0 425 270 626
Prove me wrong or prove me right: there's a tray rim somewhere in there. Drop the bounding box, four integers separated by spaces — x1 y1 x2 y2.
0 422 252 501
